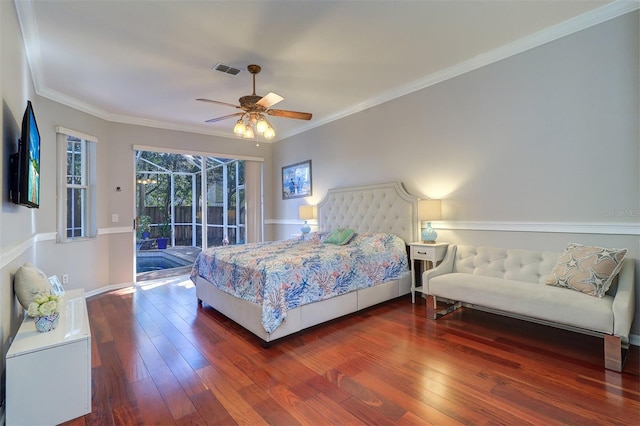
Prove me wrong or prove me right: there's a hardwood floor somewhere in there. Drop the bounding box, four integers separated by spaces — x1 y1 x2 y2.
62 274 639 425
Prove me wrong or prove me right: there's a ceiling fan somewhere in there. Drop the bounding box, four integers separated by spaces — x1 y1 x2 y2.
197 64 312 140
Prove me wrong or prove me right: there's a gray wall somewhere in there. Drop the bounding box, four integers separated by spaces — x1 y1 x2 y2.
270 12 640 334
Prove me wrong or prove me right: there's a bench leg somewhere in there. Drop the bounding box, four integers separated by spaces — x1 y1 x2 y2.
426 295 461 320
604 335 628 372
426 295 437 319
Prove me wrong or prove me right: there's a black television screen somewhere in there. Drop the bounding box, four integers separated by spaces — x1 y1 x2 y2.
10 100 41 208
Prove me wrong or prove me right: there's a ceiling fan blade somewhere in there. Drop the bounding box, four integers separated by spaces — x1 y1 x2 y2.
205 112 244 123
266 109 312 120
257 92 284 108
196 98 241 109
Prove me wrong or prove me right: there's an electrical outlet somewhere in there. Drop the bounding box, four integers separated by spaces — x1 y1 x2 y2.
62 274 69 284
112 213 119 223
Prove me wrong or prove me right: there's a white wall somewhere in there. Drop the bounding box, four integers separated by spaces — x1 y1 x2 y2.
270 12 640 334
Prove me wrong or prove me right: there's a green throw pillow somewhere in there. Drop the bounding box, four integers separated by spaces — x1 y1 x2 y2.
324 228 355 245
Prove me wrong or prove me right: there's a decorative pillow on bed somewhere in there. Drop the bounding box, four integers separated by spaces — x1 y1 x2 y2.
545 243 627 297
14 263 52 310
324 228 356 245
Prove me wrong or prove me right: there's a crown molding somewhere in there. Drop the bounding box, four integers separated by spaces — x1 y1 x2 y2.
15 0 639 142
293 0 640 140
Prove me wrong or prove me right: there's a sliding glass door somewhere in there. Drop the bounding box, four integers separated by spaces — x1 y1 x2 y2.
135 150 249 278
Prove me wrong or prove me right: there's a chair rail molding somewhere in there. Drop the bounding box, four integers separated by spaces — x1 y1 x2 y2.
436 221 639 236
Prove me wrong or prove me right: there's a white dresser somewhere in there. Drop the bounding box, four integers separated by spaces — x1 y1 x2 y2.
6 289 91 425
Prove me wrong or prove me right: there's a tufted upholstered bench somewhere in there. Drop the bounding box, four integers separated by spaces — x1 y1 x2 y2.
423 244 636 372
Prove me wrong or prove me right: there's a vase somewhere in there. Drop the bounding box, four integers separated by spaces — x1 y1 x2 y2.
34 312 60 333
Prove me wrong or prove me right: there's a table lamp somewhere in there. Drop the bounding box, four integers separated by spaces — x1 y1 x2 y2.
418 199 442 243
298 205 316 234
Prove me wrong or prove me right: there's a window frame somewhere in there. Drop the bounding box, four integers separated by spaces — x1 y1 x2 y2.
56 127 98 242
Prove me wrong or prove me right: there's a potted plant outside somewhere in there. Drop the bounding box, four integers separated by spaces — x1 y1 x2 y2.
156 217 171 249
138 215 152 240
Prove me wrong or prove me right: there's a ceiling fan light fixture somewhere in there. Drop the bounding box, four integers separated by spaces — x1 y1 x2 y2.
263 126 275 140
256 115 268 133
243 124 255 139
233 118 246 134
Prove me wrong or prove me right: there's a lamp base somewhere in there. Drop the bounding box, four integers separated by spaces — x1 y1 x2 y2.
301 221 311 234
421 222 438 244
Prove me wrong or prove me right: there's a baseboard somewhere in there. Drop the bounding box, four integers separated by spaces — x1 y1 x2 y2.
84 282 133 298
630 334 639 347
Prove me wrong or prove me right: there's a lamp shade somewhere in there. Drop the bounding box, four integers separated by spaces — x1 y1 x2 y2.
298 205 316 234
298 205 316 220
418 199 442 221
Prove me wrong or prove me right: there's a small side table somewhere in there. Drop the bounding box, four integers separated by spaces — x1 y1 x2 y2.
6 289 91 424
409 242 448 303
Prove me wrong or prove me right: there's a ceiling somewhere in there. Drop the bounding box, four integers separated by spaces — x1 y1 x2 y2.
15 0 628 142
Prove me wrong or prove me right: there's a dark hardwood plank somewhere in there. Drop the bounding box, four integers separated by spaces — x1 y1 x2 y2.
70 274 640 425
130 377 176 425
188 389 237 426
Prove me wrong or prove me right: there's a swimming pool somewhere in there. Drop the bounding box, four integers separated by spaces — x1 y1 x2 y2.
136 252 191 273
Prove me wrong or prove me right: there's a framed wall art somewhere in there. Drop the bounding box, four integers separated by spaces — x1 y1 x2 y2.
282 160 312 199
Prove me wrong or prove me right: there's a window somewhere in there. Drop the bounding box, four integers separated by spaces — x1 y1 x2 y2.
56 127 97 241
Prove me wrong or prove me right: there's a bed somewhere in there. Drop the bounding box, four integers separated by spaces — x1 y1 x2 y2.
190 182 419 343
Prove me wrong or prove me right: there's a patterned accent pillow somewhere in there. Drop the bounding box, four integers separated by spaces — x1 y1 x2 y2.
324 228 356 245
545 243 627 297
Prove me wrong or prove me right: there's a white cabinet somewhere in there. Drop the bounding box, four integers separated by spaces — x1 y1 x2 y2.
6 289 91 425
409 242 448 303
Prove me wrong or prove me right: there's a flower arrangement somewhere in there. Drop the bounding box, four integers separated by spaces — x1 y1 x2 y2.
27 294 59 318
28 294 60 332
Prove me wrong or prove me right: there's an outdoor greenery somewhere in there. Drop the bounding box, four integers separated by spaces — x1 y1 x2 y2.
137 215 151 239
136 151 245 246
158 216 171 238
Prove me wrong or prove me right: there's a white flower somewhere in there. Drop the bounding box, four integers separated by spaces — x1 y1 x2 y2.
27 294 59 317
39 300 58 316
27 302 40 317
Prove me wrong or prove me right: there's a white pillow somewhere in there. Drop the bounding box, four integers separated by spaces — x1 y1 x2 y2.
14 263 52 310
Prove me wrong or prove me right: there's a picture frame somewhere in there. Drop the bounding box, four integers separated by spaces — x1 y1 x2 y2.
48 275 65 297
282 160 312 199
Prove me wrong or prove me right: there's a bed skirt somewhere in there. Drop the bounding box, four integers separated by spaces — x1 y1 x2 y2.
194 272 411 343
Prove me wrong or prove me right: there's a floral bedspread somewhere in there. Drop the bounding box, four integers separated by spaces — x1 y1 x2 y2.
190 232 408 333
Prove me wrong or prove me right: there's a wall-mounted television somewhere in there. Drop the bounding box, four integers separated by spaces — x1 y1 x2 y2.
9 100 41 208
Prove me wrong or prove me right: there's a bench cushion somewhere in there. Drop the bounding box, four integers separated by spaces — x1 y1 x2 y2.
429 273 614 334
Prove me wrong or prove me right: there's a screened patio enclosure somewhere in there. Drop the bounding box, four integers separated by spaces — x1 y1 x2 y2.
135 150 246 250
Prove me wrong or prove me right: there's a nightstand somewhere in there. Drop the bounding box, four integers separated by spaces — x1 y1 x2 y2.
409 242 448 303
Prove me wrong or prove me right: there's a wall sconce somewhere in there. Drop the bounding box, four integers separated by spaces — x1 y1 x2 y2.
418 199 442 243
298 205 316 234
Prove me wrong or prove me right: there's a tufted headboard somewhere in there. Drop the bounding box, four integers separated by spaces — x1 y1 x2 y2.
317 182 419 243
